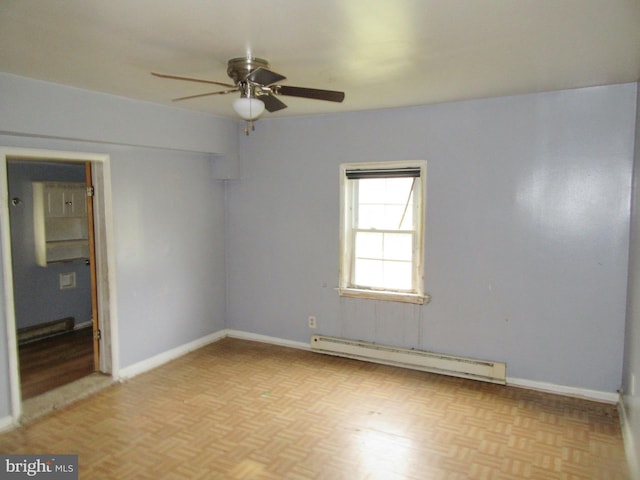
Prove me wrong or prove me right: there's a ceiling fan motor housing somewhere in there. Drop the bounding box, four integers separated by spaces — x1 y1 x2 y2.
226 57 270 84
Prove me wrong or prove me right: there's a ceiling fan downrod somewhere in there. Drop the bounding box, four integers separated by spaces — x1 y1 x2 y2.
227 57 271 84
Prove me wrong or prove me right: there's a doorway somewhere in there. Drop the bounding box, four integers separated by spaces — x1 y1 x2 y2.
7 160 96 399
0 147 118 423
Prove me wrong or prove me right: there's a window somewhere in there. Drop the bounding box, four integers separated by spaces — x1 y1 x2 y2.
339 161 428 304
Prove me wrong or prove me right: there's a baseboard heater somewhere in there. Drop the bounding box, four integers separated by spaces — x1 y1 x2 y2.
17 316 75 344
310 335 506 385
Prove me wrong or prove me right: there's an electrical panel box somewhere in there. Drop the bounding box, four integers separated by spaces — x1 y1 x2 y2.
33 182 89 266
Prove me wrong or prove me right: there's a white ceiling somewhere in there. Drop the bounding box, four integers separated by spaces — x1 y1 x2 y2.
1 0 639 119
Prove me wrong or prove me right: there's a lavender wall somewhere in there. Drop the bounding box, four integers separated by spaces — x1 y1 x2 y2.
622 82 640 475
226 84 636 394
0 73 236 420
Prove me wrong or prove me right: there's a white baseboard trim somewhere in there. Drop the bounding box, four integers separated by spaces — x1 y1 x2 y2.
224 332 618 404
225 329 310 351
619 393 640 480
118 329 227 380
111 329 619 405
0 415 15 433
507 377 619 404
4 328 626 438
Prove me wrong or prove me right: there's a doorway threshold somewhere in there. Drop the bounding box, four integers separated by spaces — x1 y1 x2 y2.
21 373 113 425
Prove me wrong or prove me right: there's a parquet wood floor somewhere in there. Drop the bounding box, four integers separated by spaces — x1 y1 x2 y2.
0 338 629 479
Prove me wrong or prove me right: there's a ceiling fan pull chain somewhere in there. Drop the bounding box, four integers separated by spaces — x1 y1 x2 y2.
243 119 257 136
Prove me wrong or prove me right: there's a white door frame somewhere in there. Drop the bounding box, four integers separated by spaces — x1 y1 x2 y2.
0 147 120 423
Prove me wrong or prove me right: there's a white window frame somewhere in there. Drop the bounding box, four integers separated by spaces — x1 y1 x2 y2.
339 160 428 304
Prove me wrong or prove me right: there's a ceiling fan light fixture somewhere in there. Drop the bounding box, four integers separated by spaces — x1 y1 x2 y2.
232 97 265 120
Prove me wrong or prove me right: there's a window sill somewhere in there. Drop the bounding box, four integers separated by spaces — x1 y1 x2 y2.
338 288 430 305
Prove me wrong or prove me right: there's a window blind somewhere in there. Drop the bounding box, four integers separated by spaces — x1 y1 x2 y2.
345 167 421 179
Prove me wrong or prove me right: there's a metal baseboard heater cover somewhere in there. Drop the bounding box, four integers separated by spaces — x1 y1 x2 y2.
17 317 75 344
310 335 506 385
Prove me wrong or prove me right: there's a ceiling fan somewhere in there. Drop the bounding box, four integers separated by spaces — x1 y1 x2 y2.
152 56 345 134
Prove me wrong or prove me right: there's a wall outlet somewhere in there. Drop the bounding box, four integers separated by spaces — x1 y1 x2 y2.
308 316 317 329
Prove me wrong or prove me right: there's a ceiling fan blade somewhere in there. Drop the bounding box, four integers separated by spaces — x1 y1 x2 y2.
152 72 236 89
172 88 238 102
246 67 287 86
275 85 345 103
259 93 288 112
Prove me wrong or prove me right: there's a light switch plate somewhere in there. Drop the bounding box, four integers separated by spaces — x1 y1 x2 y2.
59 272 76 290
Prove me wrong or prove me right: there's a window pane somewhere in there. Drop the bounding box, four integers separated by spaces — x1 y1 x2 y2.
353 233 414 290
354 259 384 288
383 233 413 261
383 261 412 290
354 258 413 291
355 232 383 259
357 178 387 203
382 205 407 230
355 177 415 230
356 205 392 230
383 178 415 204
357 205 385 229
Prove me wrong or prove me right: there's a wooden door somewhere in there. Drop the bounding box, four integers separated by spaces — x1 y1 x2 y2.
85 162 100 371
